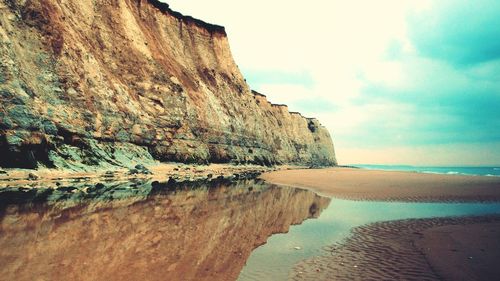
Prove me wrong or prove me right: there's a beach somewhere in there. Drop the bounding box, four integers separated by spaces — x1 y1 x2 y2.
261 167 500 280
1 166 500 280
261 167 500 202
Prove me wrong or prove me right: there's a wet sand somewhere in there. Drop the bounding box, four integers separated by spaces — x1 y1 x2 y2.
419 221 500 281
262 168 500 280
291 216 500 281
261 167 500 202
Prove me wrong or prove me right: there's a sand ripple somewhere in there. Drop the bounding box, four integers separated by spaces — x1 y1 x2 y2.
290 216 500 281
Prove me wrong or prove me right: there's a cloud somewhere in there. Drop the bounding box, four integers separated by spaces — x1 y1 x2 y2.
407 0 500 66
242 69 314 90
339 60 500 158
339 142 500 166
383 39 404 61
290 98 338 114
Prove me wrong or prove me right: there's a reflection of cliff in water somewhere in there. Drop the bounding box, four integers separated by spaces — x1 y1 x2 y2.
0 180 330 281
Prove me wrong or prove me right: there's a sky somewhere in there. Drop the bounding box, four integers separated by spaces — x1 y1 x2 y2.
166 0 500 166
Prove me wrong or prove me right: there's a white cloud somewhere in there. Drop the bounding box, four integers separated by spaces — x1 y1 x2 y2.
256 84 311 105
339 142 500 166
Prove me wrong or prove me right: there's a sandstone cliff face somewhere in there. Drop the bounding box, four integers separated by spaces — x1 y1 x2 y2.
0 181 330 281
0 0 337 169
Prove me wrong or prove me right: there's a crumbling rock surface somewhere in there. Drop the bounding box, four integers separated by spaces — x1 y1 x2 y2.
0 0 337 169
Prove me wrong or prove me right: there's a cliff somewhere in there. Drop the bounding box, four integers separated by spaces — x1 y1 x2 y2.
0 0 337 170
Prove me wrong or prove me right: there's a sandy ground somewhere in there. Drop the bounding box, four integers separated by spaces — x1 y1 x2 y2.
290 216 500 281
419 222 500 281
261 168 500 281
260 167 500 202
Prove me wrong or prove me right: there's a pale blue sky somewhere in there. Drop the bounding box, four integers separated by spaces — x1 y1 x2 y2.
166 0 500 165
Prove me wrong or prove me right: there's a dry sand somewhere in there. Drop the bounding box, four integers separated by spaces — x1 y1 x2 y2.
260 167 500 202
261 168 500 280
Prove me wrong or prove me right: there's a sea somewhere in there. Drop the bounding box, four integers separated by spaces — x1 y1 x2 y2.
352 164 500 177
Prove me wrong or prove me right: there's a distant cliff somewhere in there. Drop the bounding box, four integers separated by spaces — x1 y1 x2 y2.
0 0 337 169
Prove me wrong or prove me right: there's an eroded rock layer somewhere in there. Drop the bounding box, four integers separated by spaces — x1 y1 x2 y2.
0 0 337 169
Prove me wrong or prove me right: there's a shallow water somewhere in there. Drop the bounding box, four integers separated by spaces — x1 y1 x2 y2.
238 198 500 281
1 180 500 281
0 180 329 281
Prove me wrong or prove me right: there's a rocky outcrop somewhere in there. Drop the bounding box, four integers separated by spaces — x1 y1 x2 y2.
0 0 337 170
0 181 330 281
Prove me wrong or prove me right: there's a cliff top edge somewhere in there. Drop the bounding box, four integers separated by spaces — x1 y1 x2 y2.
147 0 226 35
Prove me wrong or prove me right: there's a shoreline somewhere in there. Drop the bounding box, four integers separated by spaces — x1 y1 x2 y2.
0 163 285 206
3 165 499 197
3 165 500 280
0 163 288 190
